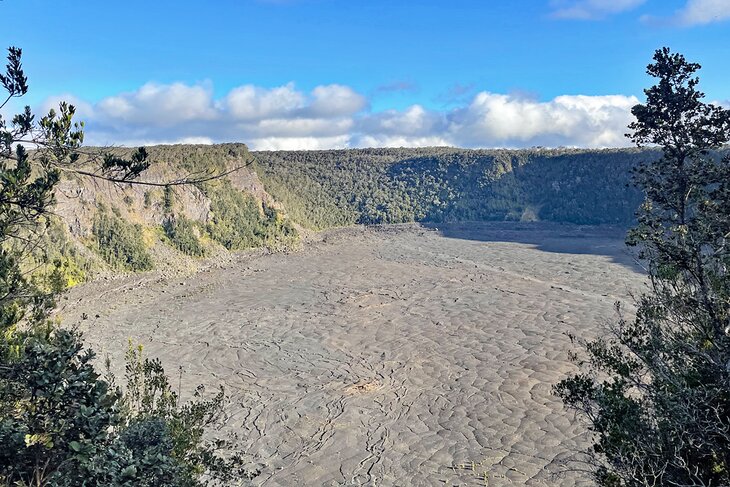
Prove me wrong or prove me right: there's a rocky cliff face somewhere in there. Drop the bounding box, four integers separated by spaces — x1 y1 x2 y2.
54 144 269 237
39 143 298 286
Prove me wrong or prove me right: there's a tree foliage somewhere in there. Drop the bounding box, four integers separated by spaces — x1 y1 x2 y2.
92 207 154 271
253 147 651 229
555 47 730 486
163 215 207 257
1 333 251 486
204 180 296 250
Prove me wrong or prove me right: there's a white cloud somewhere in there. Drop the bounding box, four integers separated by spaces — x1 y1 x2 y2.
358 105 445 137
248 117 354 137
224 83 365 121
100 136 215 147
355 135 451 148
44 80 641 150
74 81 361 147
308 84 367 117
550 0 646 19
673 0 730 25
97 82 217 127
248 135 351 151
225 83 304 120
447 92 638 147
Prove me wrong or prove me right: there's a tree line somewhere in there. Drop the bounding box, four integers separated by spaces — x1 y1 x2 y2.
253 146 660 229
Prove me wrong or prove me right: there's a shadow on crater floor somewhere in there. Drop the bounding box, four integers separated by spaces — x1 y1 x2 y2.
422 221 644 273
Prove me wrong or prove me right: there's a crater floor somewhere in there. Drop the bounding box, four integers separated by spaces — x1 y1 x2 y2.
62 223 645 486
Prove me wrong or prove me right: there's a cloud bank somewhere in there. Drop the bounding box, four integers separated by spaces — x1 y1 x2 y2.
50 81 640 150
673 0 730 25
550 0 646 19
551 0 730 25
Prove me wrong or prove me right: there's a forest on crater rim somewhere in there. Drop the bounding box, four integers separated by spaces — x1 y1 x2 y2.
252 145 659 229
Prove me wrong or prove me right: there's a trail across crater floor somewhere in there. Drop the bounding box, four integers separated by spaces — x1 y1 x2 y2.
61 223 645 486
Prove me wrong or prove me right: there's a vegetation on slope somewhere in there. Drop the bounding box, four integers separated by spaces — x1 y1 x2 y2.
253 147 653 229
163 215 207 257
31 143 301 283
92 206 153 272
203 180 297 251
21 218 99 293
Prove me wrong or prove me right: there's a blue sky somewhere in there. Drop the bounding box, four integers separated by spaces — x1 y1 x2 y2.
3 0 730 149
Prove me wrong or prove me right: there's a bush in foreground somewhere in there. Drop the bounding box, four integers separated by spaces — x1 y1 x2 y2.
555 48 730 486
0 46 254 486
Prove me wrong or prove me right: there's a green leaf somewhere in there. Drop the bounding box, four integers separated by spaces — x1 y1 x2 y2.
121 465 137 478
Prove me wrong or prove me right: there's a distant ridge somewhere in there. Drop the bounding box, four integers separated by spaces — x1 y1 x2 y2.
252 146 660 230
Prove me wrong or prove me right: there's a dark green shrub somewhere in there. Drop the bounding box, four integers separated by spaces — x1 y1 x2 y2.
163 185 175 213
92 208 153 271
163 216 206 257
0 329 254 486
205 181 296 250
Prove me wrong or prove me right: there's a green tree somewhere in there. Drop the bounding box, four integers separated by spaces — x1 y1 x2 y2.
555 48 730 485
92 207 154 271
163 215 207 257
0 47 253 486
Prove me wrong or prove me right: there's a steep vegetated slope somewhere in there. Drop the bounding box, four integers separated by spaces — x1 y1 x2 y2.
30 144 297 289
252 147 656 229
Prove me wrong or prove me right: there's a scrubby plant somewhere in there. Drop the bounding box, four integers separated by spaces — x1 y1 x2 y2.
0 331 253 486
205 180 296 250
163 215 207 257
163 185 175 214
92 207 153 271
40 256 87 292
19 217 95 292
